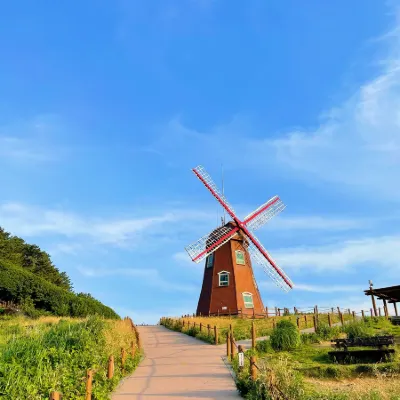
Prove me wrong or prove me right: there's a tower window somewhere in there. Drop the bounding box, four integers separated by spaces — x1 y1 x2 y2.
235 250 245 265
206 253 214 268
243 292 254 308
218 271 230 287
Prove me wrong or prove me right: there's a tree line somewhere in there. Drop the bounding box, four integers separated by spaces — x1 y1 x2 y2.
0 226 118 319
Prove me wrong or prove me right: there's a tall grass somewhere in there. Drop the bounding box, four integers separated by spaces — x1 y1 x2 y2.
0 316 141 399
270 320 300 351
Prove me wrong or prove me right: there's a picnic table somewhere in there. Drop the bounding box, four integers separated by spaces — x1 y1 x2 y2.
328 335 395 363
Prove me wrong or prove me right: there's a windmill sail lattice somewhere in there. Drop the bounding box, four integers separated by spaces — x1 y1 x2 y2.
185 165 293 291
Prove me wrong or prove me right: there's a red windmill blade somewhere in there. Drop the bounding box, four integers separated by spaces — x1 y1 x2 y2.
185 165 293 291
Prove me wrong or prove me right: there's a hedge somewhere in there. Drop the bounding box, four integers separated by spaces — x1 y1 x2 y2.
0 260 119 319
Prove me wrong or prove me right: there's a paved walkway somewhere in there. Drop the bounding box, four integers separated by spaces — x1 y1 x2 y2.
112 326 240 400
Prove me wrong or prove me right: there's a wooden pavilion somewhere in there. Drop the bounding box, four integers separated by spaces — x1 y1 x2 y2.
364 281 400 318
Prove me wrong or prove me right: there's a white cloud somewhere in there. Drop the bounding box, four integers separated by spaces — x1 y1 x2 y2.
154 11 400 201
0 202 180 246
77 266 197 293
272 235 400 272
2 201 366 254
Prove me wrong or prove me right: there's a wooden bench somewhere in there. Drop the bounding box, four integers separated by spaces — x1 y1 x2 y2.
389 316 400 325
328 336 395 363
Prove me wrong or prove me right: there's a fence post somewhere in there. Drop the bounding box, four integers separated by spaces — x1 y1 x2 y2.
296 316 300 330
340 311 344 326
207 324 210 336
107 355 114 379
226 331 231 357
272 319 276 329
313 315 317 331
121 348 126 372
352 311 356 320
49 392 61 400
252 321 256 349
250 356 257 381
230 334 236 361
265 307 269 318
328 313 332 327
361 310 365 318
85 369 93 400
214 326 218 345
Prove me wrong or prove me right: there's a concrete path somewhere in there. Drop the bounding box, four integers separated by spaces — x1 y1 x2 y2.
112 326 240 400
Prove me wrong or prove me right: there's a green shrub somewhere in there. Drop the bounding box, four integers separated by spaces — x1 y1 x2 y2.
354 364 375 374
187 326 200 337
270 320 300 351
301 332 320 345
315 322 341 340
195 331 215 344
325 366 341 378
342 320 373 339
255 339 271 353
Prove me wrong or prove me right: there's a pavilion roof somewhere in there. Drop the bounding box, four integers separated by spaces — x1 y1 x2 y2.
364 285 400 303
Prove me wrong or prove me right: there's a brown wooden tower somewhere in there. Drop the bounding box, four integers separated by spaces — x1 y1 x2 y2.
185 166 294 317
197 224 265 316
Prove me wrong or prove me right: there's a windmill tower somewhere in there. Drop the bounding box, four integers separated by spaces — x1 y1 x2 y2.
185 165 294 316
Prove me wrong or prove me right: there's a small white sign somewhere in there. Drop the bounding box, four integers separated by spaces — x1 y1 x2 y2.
238 352 244 367
222 306 227 310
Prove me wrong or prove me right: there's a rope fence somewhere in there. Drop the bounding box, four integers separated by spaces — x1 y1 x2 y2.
48 317 141 400
227 324 289 400
177 305 379 319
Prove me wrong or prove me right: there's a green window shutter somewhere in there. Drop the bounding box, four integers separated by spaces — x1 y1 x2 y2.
235 250 245 265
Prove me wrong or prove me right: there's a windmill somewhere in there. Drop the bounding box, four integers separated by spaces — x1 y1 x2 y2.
185 165 293 316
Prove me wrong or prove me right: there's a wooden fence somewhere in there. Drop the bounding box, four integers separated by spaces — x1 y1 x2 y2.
161 306 373 345
48 317 141 400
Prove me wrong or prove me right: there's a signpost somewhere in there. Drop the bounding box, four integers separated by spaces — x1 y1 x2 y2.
238 345 244 372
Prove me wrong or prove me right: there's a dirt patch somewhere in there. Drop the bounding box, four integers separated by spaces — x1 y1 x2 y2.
306 376 400 399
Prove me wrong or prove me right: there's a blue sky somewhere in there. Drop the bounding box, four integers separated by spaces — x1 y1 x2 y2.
1 1 400 323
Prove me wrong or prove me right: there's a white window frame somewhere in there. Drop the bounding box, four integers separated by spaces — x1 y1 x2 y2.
218 271 230 287
242 292 254 309
235 250 245 265
206 253 214 268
